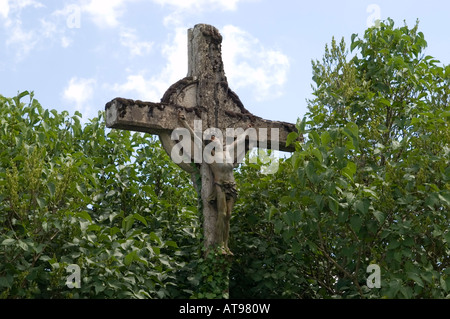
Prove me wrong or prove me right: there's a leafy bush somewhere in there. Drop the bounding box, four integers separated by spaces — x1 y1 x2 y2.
0 91 200 298
230 19 450 298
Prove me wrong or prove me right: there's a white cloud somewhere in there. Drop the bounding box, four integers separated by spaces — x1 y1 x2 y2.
8 0 42 11
160 26 188 83
51 3 80 29
2 1 76 59
63 77 97 118
5 20 37 59
157 0 249 27
110 25 289 103
111 27 187 101
155 0 246 27
1 0 43 24
80 0 129 29
222 25 290 101
0 0 10 19
1 0 44 34
40 17 57 38
61 36 72 48
111 73 162 102
119 28 154 56
153 0 241 11
63 77 96 105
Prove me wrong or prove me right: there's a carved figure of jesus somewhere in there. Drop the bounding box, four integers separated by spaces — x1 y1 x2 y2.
178 112 250 255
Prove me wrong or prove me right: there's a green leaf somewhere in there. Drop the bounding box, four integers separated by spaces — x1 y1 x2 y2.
165 241 178 248
77 211 92 222
124 251 137 266
283 210 301 226
387 240 400 250
268 206 278 220
345 122 359 138
87 224 101 232
152 246 160 255
296 116 307 134
133 213 148 226
309 131 321 146
350 215 362 233
286 131 299 147
94 282 106 294
407 272 424 287
36 197 46 209
305 161 319 184
273 220 283 234
328 196 339 213
122 215 135 232
47 181 56 198
372 211 385 224
341 161 356 182
343 123 359 150
320 131 332 146
18 240 28 251
76 183 85 194
334 146 346 160
312 148 323 163
379 98 391 107
142 185 154 194
2 238 15 246
106 189 116 197
149 232 162 245
438 193 450 206
355 199 370 214
350 39 360 52
363 188 379 199
444 232 450 245
0 275 13 288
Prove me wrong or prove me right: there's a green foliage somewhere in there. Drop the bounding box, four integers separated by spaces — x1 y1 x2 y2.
230 19 450 298
190 248 232 299
1 18 449 299
0 91 200 298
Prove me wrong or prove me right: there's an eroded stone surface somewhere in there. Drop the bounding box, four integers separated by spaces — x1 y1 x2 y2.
105 24 301 250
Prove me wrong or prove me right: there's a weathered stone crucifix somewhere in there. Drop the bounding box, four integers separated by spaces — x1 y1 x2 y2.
105 24 300 255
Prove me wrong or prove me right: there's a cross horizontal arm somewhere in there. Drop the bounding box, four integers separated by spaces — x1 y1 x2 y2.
105 97 203 135
105 97 301 152
220 109 300 152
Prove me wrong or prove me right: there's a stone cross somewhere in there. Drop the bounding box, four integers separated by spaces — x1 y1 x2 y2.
105 24 301 253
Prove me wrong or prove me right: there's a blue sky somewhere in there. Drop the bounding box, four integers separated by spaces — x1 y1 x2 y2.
0 0 449 125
